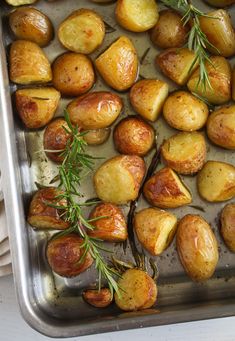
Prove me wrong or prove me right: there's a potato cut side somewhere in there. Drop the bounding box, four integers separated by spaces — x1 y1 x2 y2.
5 0 37 4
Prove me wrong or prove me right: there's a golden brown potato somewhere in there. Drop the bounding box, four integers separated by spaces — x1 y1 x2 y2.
88 202 127 242
95 36 138 91
220 203 235 252
161 132 207 175
232 66 235 101
9 7 54 47
10 40 52 84
156 48 198 86
46 234 93 277
15 87 60 129
177 215 219 281
150 10 189 49
43 118 71 163
207 105 235 150
163 91 209 132
129 79 169 122
204 0 235 7
113 116 155 156
83 288 113 308
5 0 37 5
52 53 95 97
115 0 159 32
58 9 105 54
134 208 177 256
94 155 145 204
114 269 157 311
143 167 192 208
197 161 235 202
187 56 231 105
83 128 110 145
27 188 70 230
67 92 122 129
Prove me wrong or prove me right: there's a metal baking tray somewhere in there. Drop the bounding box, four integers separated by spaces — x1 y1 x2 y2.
1 0 235 338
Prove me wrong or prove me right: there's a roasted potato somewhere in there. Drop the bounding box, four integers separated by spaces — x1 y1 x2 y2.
10 40 52 84
88 202 127 242
232 66 235 101
187 56 231 105
143 167 192 208
27 188 70 230
83 288 113 308
9 7 54 47
220 203 235 252
15 87 60 129
115 0 159 32
94 155 145 204
46 234 93 277
134 208 177 256
95 36 138 91
161 132 207 175
114 269 157 311
67 92 122 129
207 105 235 150
52 52 95 97
197 161 235 202
177 215 219 281
113 116 155 156
204 0 235 7
43 118 72 163
129 79 169 122
58 9 105 54
150 10 189 49
163 91 209 132
156 48 198 86
83 128 110 145
5 0 37 5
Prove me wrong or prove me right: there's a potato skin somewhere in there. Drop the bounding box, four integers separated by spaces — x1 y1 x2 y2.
52 53 95 97
221 204 235 252
46 234 93 277
67 92 122 129
207 105 235 150
95 36 138 91
163 91 209 132
150 10 189 49
88 202 127 242
113 116 155 156
161 132 207 175
83 288 113 308
27 188 70 230
9 7 54 47
143 167 192 208
10 40 52 84
177 215 219 282
134 208 177 256
15 87 60 129
233 66 235 101
83 128 110 145
58 9 105 54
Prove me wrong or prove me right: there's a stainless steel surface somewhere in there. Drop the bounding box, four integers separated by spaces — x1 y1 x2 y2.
0 0 235 338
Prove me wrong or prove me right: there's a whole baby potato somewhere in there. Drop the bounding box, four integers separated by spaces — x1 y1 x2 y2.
83 128 110 145
5 0 37 5
113 116 155 156
94 155 145 204
134 208 177 256
52 53 95 97
163 91 209 131
204 0 235 7
177 215 219 281
67 92 122 129
9 7 54 47
83 288 113 308
197 161 235 202
220 203 235 252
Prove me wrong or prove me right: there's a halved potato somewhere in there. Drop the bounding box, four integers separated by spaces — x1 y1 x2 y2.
15 87 60 129
129 79 169 122
95 36 138 91
143 167 192 208
220 203 235 252
94 155 145 204
83 128 110 145
115 0 159 32
197 161 235 202
161 132 207 174
134 208 177 256
114 269 157 311
156 48 198 86
204 0 235 7
187 56 231 105
83 288 113 308
5 0 37 5
58 9 105 54
10 40 52 84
